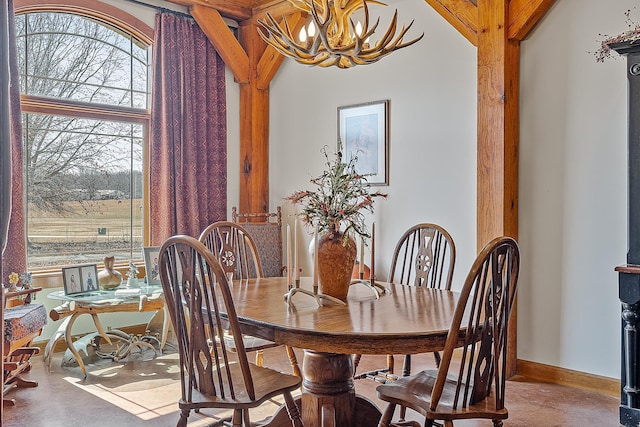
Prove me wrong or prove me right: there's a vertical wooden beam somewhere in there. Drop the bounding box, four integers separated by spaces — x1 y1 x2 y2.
477 0 519 376
238 20 270 214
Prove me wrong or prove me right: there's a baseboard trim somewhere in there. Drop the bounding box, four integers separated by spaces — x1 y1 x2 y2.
517 359 620 398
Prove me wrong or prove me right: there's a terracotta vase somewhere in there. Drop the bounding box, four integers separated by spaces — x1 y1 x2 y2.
317 230 357 301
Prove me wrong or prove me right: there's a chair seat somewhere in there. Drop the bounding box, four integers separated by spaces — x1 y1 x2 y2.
182 361 301 410
377 369 509 422
4 303 47 344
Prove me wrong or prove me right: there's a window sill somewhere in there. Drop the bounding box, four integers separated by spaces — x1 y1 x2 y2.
28 260 146 289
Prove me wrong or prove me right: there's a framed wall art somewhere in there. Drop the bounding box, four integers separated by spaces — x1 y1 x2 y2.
338 99 389 185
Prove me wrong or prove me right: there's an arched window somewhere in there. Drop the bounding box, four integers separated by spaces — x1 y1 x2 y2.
15 2 153 268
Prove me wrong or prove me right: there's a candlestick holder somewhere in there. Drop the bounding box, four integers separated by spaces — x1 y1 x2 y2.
349 278 389 298
283 282 346 306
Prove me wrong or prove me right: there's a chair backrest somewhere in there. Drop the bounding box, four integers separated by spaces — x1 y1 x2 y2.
158 235 257 401
387 223 456 289
199 221 264 280
430 236 520 414
232 206 284 278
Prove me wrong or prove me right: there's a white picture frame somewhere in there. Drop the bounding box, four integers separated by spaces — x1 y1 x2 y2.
143 246 161 286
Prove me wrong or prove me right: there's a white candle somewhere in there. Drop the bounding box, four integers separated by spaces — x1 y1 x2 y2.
359 235 364 275
294 217 300 280
287 224 292 285
370 222 375 283
313 224 319 288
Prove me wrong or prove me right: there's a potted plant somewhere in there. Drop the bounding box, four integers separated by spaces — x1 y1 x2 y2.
286 144 386 300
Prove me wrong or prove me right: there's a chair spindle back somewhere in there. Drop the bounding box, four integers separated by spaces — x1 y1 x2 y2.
158 235 255 402
388 223 456 289
431 236 520 413
199 221 264 280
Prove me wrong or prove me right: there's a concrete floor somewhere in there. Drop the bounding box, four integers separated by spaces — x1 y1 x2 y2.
3 344 620 427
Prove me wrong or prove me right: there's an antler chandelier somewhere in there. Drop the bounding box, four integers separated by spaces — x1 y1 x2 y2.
257 0 424 69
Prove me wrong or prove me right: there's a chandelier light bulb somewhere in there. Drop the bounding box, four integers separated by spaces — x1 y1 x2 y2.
355 21 363 37
257 0 424 68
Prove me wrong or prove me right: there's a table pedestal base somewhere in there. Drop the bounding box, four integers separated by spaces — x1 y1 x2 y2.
265 351 381 427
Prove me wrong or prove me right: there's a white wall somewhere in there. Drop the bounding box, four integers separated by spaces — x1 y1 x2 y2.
269 0 478 290
519 1 629 378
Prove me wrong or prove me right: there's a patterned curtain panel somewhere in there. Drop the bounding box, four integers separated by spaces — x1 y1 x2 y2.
150 12 227 245
1 0 27 276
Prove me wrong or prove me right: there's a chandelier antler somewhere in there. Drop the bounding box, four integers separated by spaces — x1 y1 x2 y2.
257 0 424 69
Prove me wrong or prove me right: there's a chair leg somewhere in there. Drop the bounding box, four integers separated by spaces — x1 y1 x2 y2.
283 390 303 427
387 354 395 374
177 409 189 427
232 408 243 426
378 403 396 427
492 420 503 427
286 346 302 378
433 351 442 368
398 354 412 420
353 354 362 374
256 350 264 367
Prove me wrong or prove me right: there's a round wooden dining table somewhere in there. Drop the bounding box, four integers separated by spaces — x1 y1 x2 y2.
227 277 462 427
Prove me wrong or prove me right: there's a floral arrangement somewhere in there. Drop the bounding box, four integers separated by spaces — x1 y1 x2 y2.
7 272 19 289
595 8 640 62
5 271 32 291
286 144 387 239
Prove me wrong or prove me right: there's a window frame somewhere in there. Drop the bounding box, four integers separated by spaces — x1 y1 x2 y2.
15 0 154 283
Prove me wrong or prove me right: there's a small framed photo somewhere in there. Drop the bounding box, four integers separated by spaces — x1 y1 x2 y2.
62 264 98 296
80 264 99 292
143 246 161 286
338 99 389 186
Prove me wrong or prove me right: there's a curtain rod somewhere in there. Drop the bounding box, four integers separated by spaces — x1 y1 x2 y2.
121 0 193 19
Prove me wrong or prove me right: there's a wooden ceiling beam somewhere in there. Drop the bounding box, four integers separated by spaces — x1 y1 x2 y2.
251 0 302 21
423 0 478 46
508 0 557 41
190 4 250 83
256 11 305 89
166 0 252 21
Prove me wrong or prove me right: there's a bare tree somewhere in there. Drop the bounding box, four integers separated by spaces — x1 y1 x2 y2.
16 11 147 213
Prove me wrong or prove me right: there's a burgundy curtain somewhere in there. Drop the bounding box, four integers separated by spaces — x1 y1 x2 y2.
1 0 27 276
150 13 227 245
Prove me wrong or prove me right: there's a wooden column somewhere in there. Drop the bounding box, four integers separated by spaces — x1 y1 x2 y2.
476 0 519 247
425 0 556 377
238 20 270 214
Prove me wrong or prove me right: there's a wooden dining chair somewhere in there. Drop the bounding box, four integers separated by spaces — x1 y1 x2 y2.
232 206 285 278
375 236 520 427
158 235 303 427
199 221 301 377
354 223 456 383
